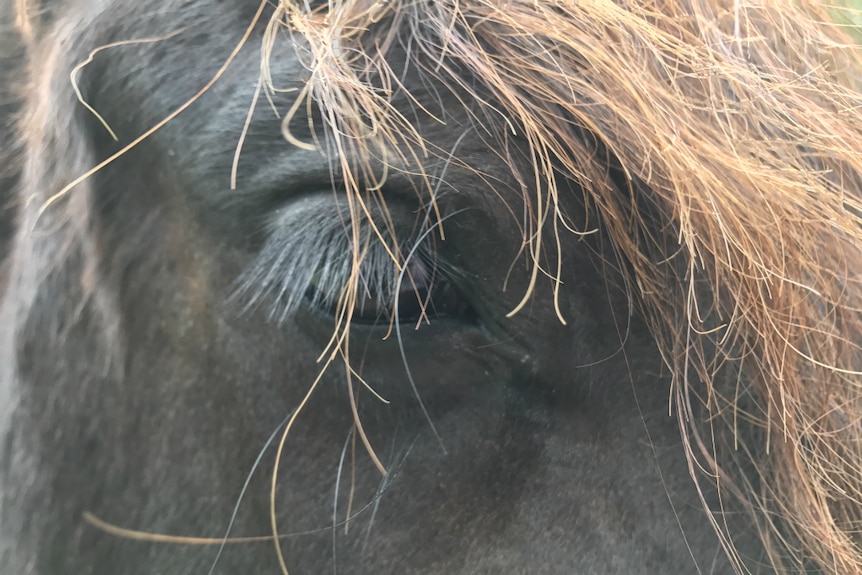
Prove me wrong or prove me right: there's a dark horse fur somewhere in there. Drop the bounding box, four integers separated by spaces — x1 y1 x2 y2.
2 1 862 574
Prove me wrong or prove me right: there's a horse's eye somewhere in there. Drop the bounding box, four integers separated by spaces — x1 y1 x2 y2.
350 258 472 325
309 251 473 326
233 196 476 327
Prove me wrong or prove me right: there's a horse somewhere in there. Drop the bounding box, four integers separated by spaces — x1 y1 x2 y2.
2 1 861 573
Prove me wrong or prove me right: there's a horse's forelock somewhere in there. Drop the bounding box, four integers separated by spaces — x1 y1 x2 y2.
268 1 862 572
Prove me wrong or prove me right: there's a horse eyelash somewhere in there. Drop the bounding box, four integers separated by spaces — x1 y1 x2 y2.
229 195 435 324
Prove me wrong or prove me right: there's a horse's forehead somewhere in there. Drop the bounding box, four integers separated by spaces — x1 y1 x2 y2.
63 11 543 244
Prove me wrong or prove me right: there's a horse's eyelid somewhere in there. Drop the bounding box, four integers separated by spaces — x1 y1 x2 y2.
232 199 439 324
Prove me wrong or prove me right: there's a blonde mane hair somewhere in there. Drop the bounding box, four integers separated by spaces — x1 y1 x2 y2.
260 1 862 573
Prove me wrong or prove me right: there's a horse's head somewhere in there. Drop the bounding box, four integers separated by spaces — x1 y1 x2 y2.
2 2 861 574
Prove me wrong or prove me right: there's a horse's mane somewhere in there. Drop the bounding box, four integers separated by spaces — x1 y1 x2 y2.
261 1 862 573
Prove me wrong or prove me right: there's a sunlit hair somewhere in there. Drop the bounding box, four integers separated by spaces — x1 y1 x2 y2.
261 1 862 573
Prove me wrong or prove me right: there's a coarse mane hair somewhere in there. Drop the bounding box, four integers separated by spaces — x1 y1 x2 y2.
11 1 862 573
248 1 862 573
